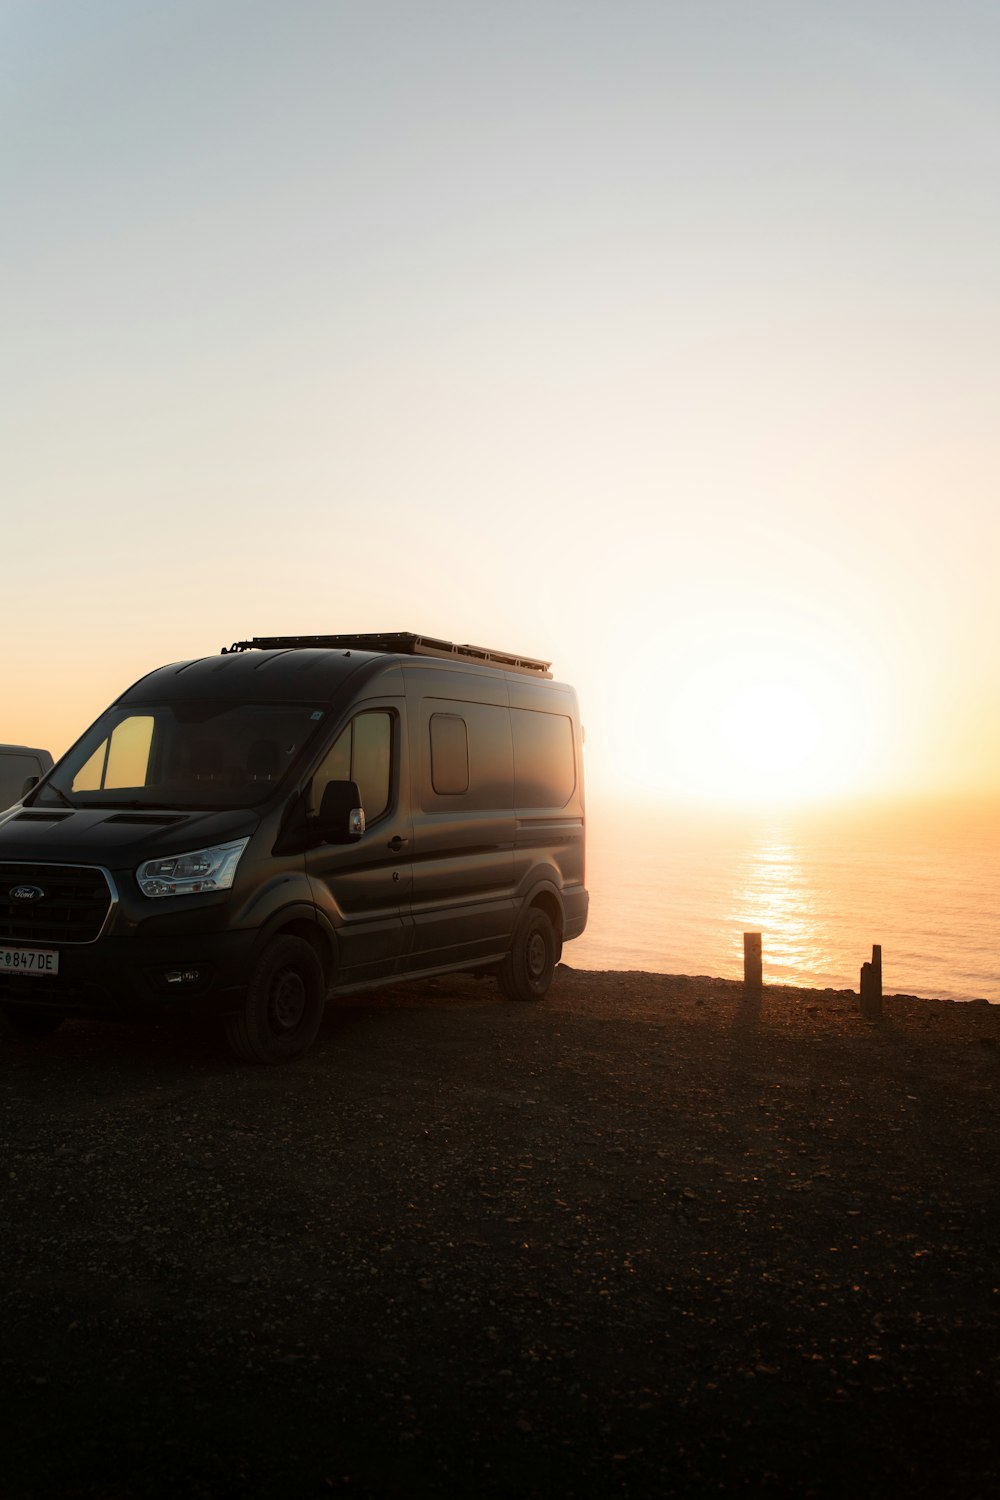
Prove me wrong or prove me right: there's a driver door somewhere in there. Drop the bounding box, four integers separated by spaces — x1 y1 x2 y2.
305 704 413 984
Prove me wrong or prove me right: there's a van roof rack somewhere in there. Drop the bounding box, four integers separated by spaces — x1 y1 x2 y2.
221 632 553 678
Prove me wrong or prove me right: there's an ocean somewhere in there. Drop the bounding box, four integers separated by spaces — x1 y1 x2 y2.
568 796 999 1003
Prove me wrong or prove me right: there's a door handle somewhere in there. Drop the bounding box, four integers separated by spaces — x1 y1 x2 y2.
387 835 409 852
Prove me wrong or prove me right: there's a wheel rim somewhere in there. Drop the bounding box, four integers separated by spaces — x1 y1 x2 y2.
268 966 307 1032
526 928 548 983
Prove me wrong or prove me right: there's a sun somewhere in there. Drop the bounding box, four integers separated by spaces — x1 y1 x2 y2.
667 651 847 802
609 622 878 806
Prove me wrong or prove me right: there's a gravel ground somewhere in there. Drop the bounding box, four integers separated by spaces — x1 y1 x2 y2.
1 967 997 1499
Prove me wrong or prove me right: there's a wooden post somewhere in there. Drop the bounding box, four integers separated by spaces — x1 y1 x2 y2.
743 932 762 989
859 943 883 1019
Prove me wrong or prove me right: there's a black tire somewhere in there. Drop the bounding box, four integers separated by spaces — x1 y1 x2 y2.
0 1006 64 1040
498 907 557 1002
224 935 326 1064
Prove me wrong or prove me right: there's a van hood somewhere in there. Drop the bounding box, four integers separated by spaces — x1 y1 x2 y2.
0 806 259 866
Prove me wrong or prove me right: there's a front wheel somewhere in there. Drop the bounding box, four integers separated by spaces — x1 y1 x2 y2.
224 935 326 1064
498 908 558 1002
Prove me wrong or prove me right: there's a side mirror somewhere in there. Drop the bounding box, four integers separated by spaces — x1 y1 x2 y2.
317 780 366 844
21 776 39 798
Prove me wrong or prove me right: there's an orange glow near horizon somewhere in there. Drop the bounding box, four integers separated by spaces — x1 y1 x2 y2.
6 617 993 817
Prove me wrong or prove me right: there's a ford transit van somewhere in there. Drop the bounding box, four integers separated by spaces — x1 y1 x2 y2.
0 634 588 1062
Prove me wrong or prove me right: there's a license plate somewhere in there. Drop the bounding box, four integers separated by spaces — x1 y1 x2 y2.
0 946 59 976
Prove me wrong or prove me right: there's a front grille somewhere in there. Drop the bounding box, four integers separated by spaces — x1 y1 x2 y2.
0 864 115 944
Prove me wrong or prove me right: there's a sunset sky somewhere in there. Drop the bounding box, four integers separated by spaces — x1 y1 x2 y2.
4 0 999 808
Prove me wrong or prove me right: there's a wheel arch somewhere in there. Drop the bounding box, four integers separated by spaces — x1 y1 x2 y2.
517 880 565 960
253 904 337 990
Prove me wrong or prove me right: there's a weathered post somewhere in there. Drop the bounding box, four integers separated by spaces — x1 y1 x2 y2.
743 932 762 990
859 943 883 1019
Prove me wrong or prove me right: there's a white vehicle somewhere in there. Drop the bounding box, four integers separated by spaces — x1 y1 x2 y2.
0 745 53 811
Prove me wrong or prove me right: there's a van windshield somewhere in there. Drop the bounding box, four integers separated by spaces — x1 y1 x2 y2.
33 702 328 810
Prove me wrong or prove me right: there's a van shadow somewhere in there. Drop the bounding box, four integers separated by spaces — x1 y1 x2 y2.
3 977 505 1085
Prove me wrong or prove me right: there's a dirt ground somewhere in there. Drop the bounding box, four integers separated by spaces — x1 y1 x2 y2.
1 967 997 1499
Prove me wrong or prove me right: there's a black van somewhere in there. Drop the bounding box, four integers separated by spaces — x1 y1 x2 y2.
0 634 588 1062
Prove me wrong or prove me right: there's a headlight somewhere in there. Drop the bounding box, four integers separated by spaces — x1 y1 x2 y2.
136 837 250 898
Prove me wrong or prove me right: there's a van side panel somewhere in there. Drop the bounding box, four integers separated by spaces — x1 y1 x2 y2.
405 668 517 966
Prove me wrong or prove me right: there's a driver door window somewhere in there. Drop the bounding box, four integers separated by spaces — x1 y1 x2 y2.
313 711 392 822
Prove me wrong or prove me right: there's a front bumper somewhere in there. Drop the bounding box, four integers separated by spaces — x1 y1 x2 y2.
0 927 259 1020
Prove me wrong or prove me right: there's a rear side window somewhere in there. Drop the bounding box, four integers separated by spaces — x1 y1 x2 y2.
419 699 512 810
313 711 393 822
512 709 576 808
429 714 469 795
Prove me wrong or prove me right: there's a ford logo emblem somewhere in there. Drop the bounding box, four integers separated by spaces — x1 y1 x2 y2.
9 885 45 902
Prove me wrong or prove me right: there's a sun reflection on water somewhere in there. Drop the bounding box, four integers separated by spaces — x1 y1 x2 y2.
731 827 835 987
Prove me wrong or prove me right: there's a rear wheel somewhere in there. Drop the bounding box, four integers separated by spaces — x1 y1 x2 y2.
0 1006 64 1040
224 936 325 1064
498 908 557 1002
